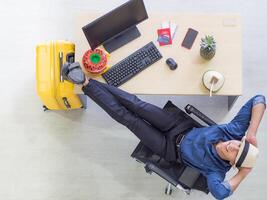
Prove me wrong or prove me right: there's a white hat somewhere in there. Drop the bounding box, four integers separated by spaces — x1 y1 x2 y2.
235 137 260 168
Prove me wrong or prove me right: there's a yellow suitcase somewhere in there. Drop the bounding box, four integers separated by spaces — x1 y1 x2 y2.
36 40 86 111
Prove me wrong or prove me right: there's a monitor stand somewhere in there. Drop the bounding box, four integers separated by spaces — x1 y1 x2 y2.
103 26 141 53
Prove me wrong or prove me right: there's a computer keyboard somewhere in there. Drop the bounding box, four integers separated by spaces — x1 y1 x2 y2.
102 42 162 87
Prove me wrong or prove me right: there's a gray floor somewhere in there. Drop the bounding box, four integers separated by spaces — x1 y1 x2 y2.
1 0 267 199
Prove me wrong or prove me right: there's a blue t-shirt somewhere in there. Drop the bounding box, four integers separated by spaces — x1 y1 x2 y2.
180 95 266 199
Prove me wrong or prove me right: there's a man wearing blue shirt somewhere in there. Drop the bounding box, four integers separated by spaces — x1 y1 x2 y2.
63 63 266 199
180 94 264 199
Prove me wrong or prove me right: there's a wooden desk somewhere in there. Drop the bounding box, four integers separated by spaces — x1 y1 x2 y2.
74 13 242 110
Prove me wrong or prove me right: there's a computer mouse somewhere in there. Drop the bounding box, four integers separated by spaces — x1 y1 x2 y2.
166 58 177 70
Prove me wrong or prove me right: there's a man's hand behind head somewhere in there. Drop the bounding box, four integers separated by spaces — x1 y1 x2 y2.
246 134 258 147
239 167 252 175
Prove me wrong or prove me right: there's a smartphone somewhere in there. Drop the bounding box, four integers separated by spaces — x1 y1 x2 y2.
181 28 198 49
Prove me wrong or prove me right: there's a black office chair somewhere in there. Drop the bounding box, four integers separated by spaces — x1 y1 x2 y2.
131 101 217 195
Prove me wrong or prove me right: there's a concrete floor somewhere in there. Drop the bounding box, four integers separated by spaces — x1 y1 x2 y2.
0 0 267 199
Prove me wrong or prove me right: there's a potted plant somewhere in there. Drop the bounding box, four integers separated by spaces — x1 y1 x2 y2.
200 35 216 60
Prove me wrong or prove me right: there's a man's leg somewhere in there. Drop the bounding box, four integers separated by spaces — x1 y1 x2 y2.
82 79 167 156
89 80 178 132
61 62 177 132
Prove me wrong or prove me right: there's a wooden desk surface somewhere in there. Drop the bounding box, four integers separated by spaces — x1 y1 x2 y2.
74 13 242 96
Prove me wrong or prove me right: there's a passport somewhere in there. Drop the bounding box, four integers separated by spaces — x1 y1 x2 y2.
157 28 172 46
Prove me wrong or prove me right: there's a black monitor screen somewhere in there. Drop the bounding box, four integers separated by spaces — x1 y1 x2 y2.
82 0 148 50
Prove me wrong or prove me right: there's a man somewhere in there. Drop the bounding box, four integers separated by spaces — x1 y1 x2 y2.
62 62 266 199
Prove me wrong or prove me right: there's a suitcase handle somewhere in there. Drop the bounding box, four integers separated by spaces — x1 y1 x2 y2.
60 52 74 109
59 52 64 82
62 97 71 109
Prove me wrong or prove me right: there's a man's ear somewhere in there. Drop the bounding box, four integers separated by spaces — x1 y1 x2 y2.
231 145 240 151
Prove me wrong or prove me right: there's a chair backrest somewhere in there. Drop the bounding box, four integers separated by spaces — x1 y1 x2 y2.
131 101 209 194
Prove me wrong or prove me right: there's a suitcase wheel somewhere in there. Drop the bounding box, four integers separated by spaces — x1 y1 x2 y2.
43 105 49 112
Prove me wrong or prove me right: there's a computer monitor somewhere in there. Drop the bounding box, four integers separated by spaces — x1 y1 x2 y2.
82 0 148 53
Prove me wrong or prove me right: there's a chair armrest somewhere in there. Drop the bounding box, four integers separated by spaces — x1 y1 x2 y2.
185 104 217 126
145 163 179 186
178 166 200 188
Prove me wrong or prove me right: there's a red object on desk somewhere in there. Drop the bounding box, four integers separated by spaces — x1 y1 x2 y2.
157 28 172 46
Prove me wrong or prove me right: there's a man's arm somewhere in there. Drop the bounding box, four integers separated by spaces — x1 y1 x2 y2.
207 168 253 199
207 172 233 199
227 96 265 195
225 95 266 141
228 167 251 192
246 102 266 147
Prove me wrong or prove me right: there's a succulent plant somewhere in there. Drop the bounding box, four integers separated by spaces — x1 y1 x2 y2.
200 35 216 60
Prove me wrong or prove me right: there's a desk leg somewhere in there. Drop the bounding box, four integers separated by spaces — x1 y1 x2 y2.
228 96 239 111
